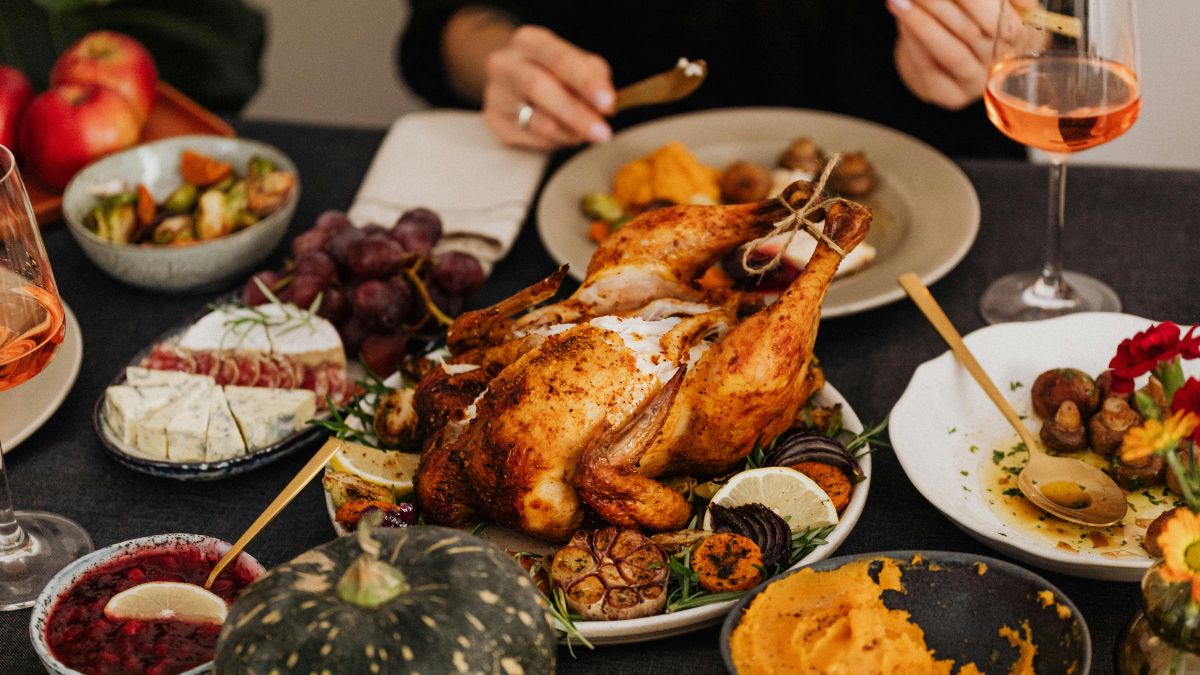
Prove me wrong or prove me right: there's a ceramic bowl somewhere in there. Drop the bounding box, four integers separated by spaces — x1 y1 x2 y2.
62 135 299 294
29 533 265 674
720 550 1092 674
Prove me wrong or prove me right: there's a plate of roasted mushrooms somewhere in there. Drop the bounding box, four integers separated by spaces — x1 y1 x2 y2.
537 106 979 318
890 312 1195 582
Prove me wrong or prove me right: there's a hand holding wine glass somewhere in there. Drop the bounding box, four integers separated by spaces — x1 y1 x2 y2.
0 144 92 610
980 0 1140 323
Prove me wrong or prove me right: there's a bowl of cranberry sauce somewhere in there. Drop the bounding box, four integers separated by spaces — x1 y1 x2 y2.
30 534 264 675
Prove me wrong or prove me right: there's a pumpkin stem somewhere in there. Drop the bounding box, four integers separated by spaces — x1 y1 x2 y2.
337 514 409 609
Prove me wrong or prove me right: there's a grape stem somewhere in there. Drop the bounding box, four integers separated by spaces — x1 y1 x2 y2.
404 268 454 327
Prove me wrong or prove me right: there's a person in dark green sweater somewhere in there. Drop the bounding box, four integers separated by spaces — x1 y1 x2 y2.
400 0 1024 158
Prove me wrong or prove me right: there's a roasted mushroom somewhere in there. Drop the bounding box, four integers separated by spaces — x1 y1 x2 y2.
777 137 826 175
1088 397 1143 456
1136 377 1169 417
719 161 773 203
1144 506 1186 557
1095 370 1131 403
373 387 419 449
1112 453 1166 490
1031 368 1100 419
828 151 878 196
550 528 669 621
1040 400 1088 452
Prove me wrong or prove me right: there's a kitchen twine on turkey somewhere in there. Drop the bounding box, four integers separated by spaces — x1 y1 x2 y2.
740 153 857 276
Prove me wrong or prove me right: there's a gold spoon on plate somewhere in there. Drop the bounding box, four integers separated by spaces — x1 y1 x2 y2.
105 437 346 622
613 58 707 114
898 273 1127 527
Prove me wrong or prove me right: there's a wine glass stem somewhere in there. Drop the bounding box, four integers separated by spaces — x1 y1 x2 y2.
1035 156 1070 300
0 443 29 554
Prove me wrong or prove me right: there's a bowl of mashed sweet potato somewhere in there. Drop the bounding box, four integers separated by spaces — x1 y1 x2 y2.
720 550 1091 675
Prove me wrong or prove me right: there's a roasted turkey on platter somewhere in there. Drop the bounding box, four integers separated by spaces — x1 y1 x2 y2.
412 180 872 541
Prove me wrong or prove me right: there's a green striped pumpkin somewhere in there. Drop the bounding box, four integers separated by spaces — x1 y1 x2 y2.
214 525 557 674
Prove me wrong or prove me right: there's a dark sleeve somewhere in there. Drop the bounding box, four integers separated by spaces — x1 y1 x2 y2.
399 1 551 108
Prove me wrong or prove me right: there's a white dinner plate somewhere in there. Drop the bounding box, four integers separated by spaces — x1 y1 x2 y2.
327 378 872 645
536 107 980 318
0 303 82 453
889 312 1186 582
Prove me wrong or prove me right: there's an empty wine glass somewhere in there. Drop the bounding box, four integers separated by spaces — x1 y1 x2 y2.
0 144 92 610
981 0 1140 323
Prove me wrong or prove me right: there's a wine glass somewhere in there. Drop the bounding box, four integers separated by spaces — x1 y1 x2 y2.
0 144 92 610
980 0 1140 323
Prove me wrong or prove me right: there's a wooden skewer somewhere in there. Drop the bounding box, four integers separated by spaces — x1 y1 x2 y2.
204 437 344 589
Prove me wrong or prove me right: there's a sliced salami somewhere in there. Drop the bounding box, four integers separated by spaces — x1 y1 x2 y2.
234 354 262 386
272 354 296 389
257 354 281 388
217 355 239 385
192 351 219 378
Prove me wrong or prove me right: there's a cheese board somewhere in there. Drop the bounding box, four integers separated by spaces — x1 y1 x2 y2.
93 296 350 480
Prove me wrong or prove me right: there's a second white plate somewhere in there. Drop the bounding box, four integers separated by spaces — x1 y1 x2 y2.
890 312 1187 582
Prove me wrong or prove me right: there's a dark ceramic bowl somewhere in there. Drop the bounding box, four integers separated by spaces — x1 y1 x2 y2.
92 295 329 481
719 550 1091 674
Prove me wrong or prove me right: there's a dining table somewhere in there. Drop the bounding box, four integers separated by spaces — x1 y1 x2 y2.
2 116 1197 675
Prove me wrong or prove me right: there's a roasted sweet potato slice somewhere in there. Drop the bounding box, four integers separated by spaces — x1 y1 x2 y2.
792 460 852 513
691 533 765 593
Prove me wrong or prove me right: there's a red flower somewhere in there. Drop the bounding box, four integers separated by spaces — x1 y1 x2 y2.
1172 378 1200 442
1110 322 1185 383
1182 325 1200 360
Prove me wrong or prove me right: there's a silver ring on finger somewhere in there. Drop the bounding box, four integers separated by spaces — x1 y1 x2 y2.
516 102 534 130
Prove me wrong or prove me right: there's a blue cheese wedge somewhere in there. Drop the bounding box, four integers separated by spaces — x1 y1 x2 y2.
224 386 317 450
103 384 184 446
206 387 246 462
165 384 215 463
133 383 212 460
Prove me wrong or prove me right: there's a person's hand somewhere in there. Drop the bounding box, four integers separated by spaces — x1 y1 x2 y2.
482 25 616 150
888 0 1024 110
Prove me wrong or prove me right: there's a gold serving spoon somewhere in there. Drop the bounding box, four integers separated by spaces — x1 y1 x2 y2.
613 58 707 114
898 273 1127 527
204 437 346 589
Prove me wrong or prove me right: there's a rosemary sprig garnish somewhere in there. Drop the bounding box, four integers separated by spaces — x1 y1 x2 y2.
845 416 890 456
310 358 407 447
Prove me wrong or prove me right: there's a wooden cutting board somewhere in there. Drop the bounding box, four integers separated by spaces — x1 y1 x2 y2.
26 81 235 226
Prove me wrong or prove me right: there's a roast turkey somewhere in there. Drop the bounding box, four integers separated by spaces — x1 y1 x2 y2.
414 180 871 540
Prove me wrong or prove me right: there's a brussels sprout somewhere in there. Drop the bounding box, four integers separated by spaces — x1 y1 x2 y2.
581 192 626 225
196 189 228 240
248 155 276 178
152 215 196 245
89 193 137 243
163 183 198 213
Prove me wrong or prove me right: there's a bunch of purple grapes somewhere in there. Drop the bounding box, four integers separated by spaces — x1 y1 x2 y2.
242 207 485 376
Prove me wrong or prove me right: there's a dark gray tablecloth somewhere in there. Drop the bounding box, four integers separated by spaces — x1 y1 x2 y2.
3 119 1197 674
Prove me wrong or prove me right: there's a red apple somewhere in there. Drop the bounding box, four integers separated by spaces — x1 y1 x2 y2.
19 84 140 190
0 67 32 156
51 30 157 125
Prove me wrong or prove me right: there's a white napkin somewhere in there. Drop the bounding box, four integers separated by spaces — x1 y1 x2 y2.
349 110 549 274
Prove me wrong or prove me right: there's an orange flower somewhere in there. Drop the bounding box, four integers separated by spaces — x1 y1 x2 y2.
1157 508 1200 602
1121 411 1200 463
